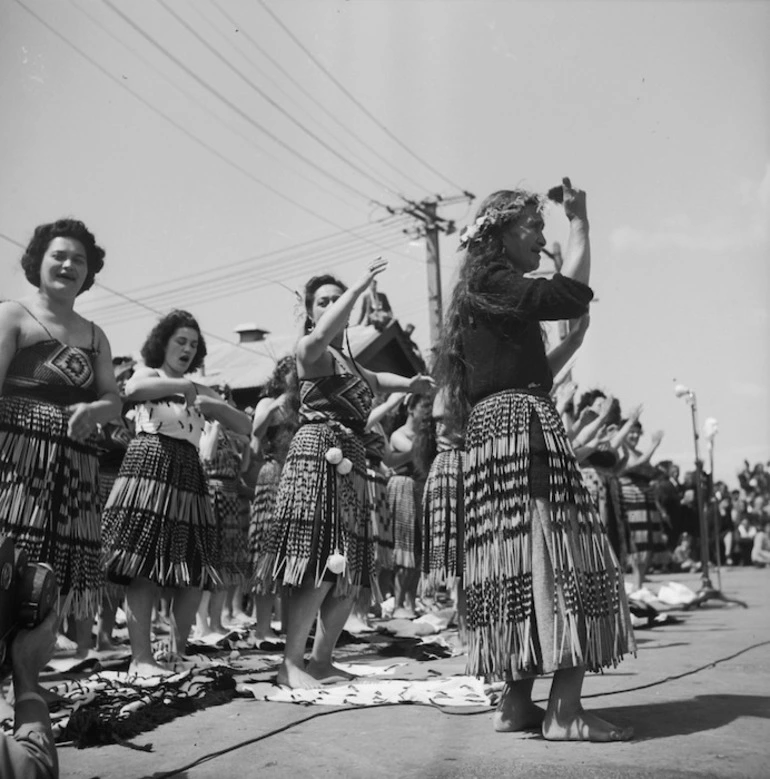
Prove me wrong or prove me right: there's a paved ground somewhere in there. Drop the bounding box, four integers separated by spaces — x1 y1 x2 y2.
58 566 770 779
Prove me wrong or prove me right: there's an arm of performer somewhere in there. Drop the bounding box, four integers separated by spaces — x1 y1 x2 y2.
67 325 122 442
193 386 252 437
610 406 642 450
365 392 407 432
559 177 590 286
251 395 287 441
546 314 590 378
297 258 389 368
0 610 59 779
573 396 614 448
623 430 665 472
124 367 198 403
355 367 434 398
0 302 22 392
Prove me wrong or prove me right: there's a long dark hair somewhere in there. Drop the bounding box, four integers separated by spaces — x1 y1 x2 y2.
434 189 542 432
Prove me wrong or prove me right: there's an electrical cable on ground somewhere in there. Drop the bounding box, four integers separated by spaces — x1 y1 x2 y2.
138 638 770 779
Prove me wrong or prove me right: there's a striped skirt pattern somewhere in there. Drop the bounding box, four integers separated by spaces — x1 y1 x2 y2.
208 477 250 587
256 422 370 595
249 458 282 592
0 395 103 619
366 459 394 571
422 448 465 588
388 475 422 570
464 390 635 682
102 433 221 588
613 474 670 569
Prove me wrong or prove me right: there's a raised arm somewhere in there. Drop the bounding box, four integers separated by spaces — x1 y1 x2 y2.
610 406 642 450
623 431 665 472
251 395 287 440
547 314 590 377
297 258 388 368
365 392 407 432
559 178 591 286
194 385 252 436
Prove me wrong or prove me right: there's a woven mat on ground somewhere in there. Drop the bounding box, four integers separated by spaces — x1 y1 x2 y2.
2 658 236 748
238 665 494 710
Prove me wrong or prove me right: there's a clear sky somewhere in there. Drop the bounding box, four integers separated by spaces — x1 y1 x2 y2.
1 0 767 484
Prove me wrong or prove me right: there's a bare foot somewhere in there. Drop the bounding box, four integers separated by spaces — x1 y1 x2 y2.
344 613 373 634
96 636 119 652
392 607 417 620
305 659 357 684
276 660 323 689
542 708 633 742
128 660 174 679
494 701 546 732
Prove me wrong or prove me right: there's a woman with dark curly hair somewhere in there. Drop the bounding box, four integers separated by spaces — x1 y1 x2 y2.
256 262 434 688
0 219 121 655
434 179 634 741
102 310 251 676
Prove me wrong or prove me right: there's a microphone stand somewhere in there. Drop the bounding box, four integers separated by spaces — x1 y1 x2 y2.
679 389 747 609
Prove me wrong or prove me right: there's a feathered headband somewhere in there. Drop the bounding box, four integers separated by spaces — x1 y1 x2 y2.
457 195 546 250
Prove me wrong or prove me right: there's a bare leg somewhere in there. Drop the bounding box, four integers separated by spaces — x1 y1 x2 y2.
95 592 121 651
542 666 633 742
207 589 228 633
306 590 358 682
227 585 251 623
493 678 545 732
170 587 203 657
126 577 171 676
392 567 416 618
194 590 212 636
276 581 331 689
253 591 276 641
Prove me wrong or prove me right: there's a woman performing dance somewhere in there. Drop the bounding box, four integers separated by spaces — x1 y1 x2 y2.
249 355 299 642
0 219 121 656
102 310 251 676
435 179 635 741
256 262 433 688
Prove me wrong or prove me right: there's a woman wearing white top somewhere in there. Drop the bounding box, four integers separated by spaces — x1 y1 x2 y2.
102 310 250 677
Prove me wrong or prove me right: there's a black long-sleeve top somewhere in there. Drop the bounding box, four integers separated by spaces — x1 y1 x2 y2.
461 267 593 404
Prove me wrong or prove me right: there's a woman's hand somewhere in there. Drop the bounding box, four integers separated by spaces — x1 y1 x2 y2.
67 403 98 442
193 394 220 418
408 374 436 394
562 177 588 222
352 256 389 293
651 430 665 446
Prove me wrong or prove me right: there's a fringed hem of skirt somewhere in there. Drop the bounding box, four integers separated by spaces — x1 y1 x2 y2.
464 390 635 682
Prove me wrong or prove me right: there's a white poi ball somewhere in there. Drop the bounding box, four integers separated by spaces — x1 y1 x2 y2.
327 552 347 574
336 457 353 475
325 447 343 465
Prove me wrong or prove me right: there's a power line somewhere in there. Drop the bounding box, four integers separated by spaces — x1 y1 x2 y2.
77 218 411 320
95 231 414 328
77 216 407 313
207 0 435 198
258 0 468 196
12 0 364 232
103 0 384 206
157 0 405 202
68 0 365 214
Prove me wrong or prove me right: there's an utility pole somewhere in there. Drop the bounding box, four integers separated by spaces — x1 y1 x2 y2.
390 193 475 348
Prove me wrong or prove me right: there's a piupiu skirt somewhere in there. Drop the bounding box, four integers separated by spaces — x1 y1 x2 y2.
464 389 635 682
208 476 249 587
255 422 370 596
0 395 103 619
249 458 282 593
102 433 221 588
366 458 394 571
422 448 465 588
388 474 422 570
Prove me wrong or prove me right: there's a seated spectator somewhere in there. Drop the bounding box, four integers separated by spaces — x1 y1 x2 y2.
0 610 59 778
727 517 757 566
670 532 700 572
751 522 770 566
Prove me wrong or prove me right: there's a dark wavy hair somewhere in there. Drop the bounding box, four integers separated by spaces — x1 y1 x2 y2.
140 310 207 374
434 189 542 432
302 274 347 334
21 218 105 295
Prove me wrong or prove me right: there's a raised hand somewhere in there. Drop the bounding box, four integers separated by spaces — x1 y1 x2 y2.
353 256 389 293
67 403 97 442
561 177 588 222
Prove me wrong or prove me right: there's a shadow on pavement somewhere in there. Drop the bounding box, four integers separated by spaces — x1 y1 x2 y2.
597 694 770 741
